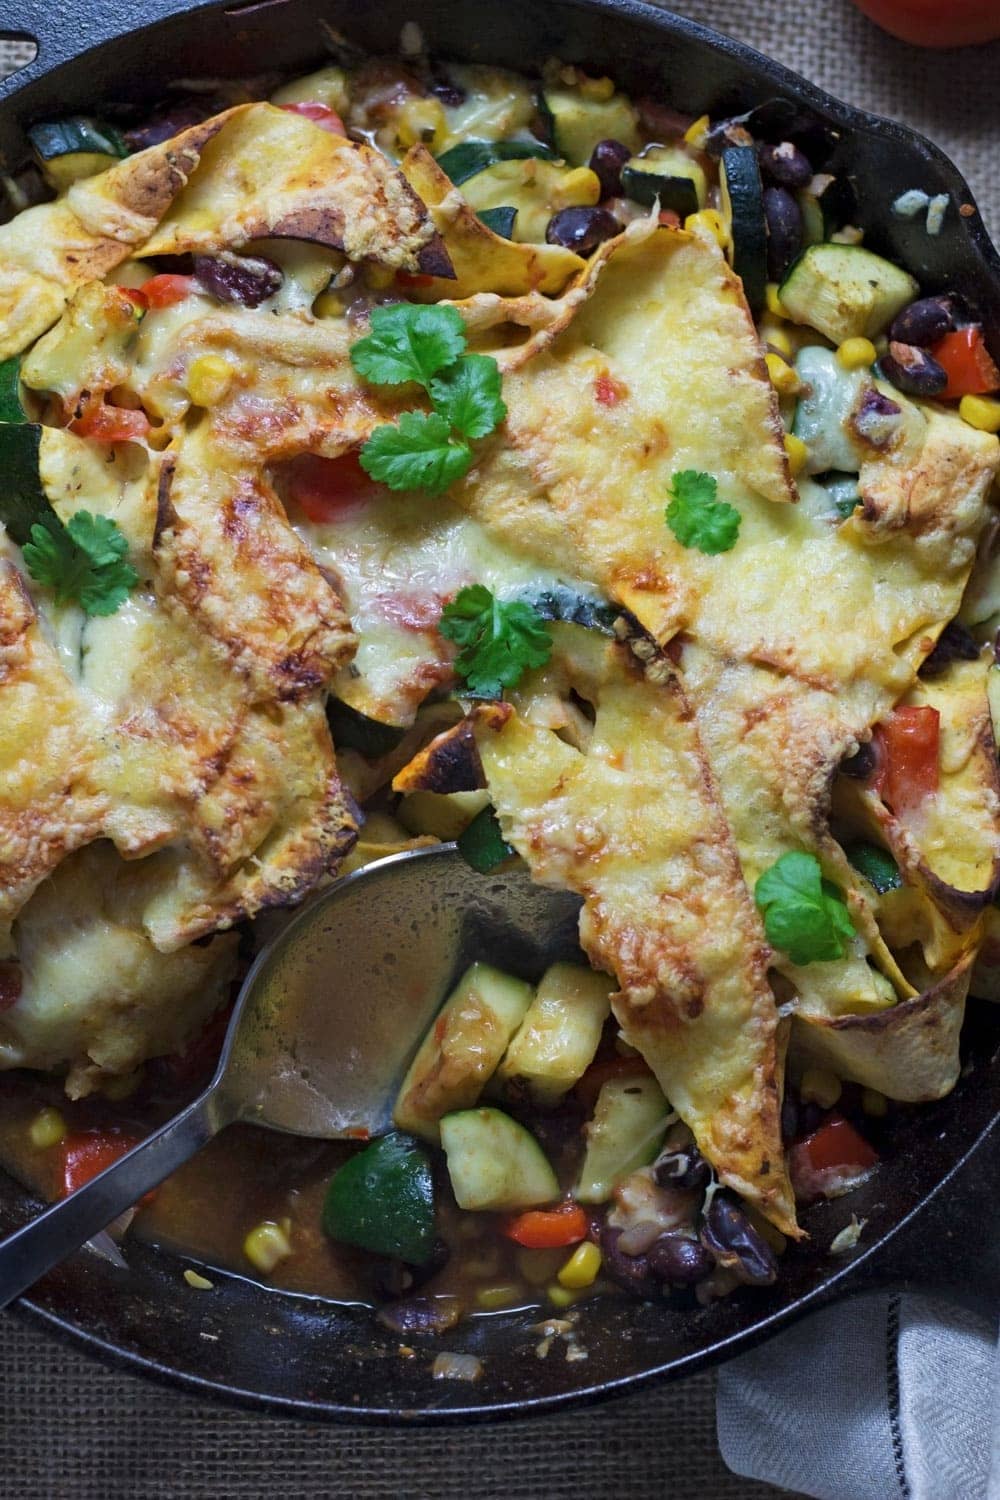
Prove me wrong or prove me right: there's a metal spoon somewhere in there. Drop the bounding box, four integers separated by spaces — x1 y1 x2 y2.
0 844 582 1309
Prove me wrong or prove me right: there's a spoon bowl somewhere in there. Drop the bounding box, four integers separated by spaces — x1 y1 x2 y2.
0 845 582 1310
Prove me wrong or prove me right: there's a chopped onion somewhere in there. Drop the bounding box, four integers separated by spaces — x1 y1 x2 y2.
431 1351 483 1383
830 1214 867 1255
892 190 930 219
926 195 949 236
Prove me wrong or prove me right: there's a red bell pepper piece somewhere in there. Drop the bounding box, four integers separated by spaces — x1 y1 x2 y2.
279 101 347 137
283 451 382 523
58 1130 157 1206
798 1114 878 1174
140 273 200 309
501 1201 589 1248
871 704 940 816
931 327 1000 400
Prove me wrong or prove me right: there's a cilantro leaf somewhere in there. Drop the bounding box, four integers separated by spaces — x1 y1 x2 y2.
359 411 473 494
22 509 138 617
350 303 467 388
665 469 741 554
439 584 553 697
754 851 856 966
429 354 506 439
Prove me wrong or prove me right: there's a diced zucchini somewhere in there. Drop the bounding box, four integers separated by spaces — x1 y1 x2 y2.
0 423 63 548
719 146 767 315
397 789 491 840
325 696 407 759
476 205 518 239
456 805 516 873
440 1106 559 1210
779 244 919 344
28 116 127 191
621 145 706 218
496 962 613 1105
0 358 28 423
270 65 350 116
520 583 618 634
575 1074 669 1203
321 1131 436 1264
539 85 640 167
458 156 599 244
435 138 556 187
844 841 902 894
393 963 534 1141
798 190 825 247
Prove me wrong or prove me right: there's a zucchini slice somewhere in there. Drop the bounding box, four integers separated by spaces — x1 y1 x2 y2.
28 116 128 192
325 696 407 759
575 1073 670 1203
621 145 707 218
720 145 767 315
0 358 28 423
779 244 919 344
458 156 599 244
440 1106 559 1211
0 423 63 548
520 584 618 635
539 85 640 167
476 205 518 239
435 138 555 187
496 962 613 1105
393 962 533 1140
397 789 491 841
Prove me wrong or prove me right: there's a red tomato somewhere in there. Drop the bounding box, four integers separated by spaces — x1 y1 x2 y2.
396 271 435 289
931 327 1000 399
850 0 1000 45
283 451 382 522
141 273 200 309
871 704 940 815
594 372 628 407
798 1115 878 1174
279 101 347 136
69 400 150 444
58 1130 157 1206
501 1201 589 1249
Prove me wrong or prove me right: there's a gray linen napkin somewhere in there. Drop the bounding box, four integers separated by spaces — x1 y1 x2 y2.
717 1292 999 1498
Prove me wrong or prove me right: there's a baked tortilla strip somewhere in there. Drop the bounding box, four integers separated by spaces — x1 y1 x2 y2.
470 627 798 1235
140 104 451 276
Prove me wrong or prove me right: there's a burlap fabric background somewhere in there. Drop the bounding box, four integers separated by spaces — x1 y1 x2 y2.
0 6 997 1496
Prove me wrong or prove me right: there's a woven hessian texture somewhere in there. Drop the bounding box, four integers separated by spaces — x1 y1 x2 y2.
1 5 998 1496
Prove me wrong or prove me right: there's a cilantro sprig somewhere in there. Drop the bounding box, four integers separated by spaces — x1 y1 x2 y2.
22 510 138 617
439 584 552 697
665 469 741 554
754 851 855 966
351 305 507 495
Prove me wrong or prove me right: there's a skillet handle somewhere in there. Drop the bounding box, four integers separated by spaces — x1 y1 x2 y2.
845 1108 1000 1317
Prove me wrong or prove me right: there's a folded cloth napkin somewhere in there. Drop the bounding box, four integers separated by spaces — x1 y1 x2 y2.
716 1291 999 1499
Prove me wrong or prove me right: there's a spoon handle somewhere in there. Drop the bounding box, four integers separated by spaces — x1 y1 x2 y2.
0 1088 223 1310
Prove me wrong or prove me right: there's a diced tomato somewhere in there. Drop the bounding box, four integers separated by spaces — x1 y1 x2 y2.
798 1114 878 1174
850 0 1000 46
58 1130 157 1206
279 101 347 136
396 271 435 289
657 209 681 229
371 590 445 632
501 1201 589 1249
594 372 628 407
283 451 383 522
871 705 940 816
141 273 200 309
0 962 21 1013
69 399 150 444
931 327 1000 400
574 1053 651 1114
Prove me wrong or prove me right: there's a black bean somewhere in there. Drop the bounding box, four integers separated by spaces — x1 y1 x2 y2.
763 187 803 281
599 1225 660 1299
545 205 620 254
759 140 813 190
880 341 948 398
840 739 878 780
701 1191 778 1286
888 295 956 349
781 1094 799 1143
376 1295 462 1335
429 77 465 107
647 1232 713 1286
919 620 981 677
193 252 283 308
653 1146 710 1192
588 138 632 200
124 99 210 151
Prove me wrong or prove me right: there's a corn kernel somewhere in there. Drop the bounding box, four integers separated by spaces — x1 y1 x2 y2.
183 1268 214 1290
366 263 397 291
800 1066 842 1110
395 97 447 151
29 1107 66 1150
684 209 729 250
557 1240 602 1289
765 352 800 397
784 432 809 476
475 1283 522 1310
546 1282 582 1309
683 113 711 149
765 282 787 318
836 337 878 371
186 354 233 407
861 1087 889 1117
313 289 344 319
243 1220 292 1274
959 395 1000 434
557 167 601 207
760 319 793 358
580 75 615 102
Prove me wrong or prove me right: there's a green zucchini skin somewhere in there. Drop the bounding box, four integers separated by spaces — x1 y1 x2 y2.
620 146 706 218
28 116 128 162
0 359 28 424
0 423 64 548
517 584 618 635
321 1132 437 1264
325 697 407 759
435 138 555 187
845 841 902 894
476 205 518 238
720 146 767 315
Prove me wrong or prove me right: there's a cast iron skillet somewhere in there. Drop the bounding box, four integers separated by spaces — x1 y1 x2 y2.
1 0 999 1423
